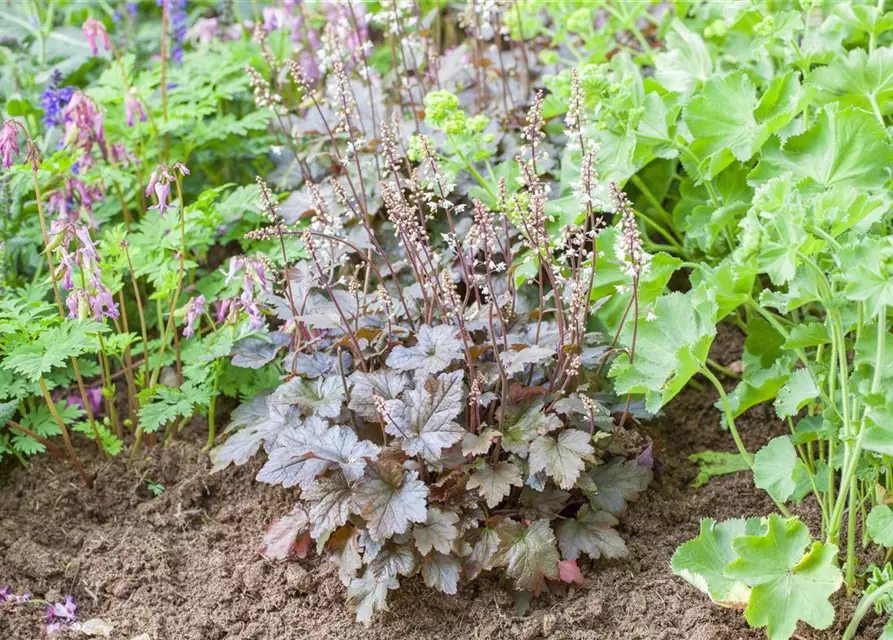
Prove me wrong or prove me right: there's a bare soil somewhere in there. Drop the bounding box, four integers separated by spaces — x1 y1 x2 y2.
0 331 881 640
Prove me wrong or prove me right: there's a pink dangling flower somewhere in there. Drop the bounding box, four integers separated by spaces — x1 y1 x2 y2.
0 121 20 168
182 295 206 338
82 18 111 56
124 92 146 127
152 180 171 217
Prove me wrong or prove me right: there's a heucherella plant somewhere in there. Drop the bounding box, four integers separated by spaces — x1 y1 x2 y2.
211 64 655 619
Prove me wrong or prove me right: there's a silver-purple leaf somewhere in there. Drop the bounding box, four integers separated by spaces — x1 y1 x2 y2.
385 324 462 377
467 461 523 508
230 331 289 369
496 519 560 593
421 552 460 594
260 505 310 561
354 462 428 542
500 345 555 375
584 458 653 516
274 375 345 418
303 472 355 539
211 393 297 471
382 371 465 462
256 418 379 489
348 571 399 624
348 368 410 420
368 542 417 579
528 429 595 490
556 505 628 560
412 507 460 555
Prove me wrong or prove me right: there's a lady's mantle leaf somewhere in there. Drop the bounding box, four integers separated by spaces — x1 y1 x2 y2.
529 429 594 490
812 47 893 115
584 458 653 516
867 505 893 546
348 571 399 624
467 461 523 508
385 324 462 377
774 369 819 419
348 369 410 420
557 506 627 561
654 20 713 93
683 72 803 179
496 519 560 594
753 436 799 503
726 515 843 640
256 418 379 488
383 371 465 462
749 105 892 193
413 507 460 555
354 461 428 541
609 291 716 414
421 552 460 594
260 505 311 561
275 375 345 418
671 517 765 607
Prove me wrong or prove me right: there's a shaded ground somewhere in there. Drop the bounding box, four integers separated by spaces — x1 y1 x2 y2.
0 331 881 639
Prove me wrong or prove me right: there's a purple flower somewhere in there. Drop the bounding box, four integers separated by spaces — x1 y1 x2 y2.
0 586 9 603
145 164 186 217
182 295 206 338
165 0 188 64
45 595 77 634
0 121 20 168
127 2 139 18
63 385 104 417
124 93 146 127
83 18 111 56
39 70 76 128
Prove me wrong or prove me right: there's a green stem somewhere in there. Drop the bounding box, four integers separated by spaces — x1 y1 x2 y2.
38 377 92 488
701 366 792 517
203 362 221 451
842 578 893 640
630 174 675 230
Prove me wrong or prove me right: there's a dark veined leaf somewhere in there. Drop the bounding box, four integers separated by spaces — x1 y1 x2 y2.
464 526 501 580
354 461 428 541
275 375 345 418
528 429 594 490
583 458 653 516
556 506 627 561
500 346 554 376
385 324 462 377
230 331 289 368
467 461 523 508
256 417 379 488
496 519 560 594
382 371 465 462
211 393 298 471
421 552 460 594
368 542 417 580
303 471 355 539
348 368 410 420
348 570 399 624
412 507 459 555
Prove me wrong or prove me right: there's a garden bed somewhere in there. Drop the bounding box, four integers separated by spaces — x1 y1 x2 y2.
3 335 872 640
